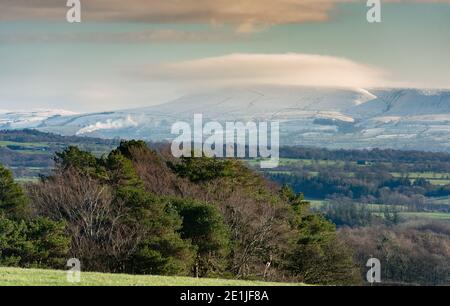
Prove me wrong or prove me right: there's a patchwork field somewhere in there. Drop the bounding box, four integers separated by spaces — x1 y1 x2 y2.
309 198 450 221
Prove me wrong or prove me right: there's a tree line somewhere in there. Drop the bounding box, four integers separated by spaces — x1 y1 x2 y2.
0 141 360 285
340 222 450 285
280 146 450 165
270 163 450 211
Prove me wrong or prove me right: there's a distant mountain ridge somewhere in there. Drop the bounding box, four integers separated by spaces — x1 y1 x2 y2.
2 86 450 152
0 109 77 129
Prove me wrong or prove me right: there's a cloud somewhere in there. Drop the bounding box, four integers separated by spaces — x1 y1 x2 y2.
131 53 387 89
2 0 449 31
0 29 244 44
0 0 331 25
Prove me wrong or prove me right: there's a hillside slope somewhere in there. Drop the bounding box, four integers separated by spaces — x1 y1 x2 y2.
0 267 302 286
2 86 450 151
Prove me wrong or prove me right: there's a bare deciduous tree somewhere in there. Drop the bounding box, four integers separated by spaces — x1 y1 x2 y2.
27 169 141 272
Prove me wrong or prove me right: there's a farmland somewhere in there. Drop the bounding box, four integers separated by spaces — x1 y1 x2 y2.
0 130 449 286
0 130 118 180
2 130 450 223
248 155 450 224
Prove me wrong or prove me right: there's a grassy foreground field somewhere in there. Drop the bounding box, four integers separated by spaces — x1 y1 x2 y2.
0 267 302 286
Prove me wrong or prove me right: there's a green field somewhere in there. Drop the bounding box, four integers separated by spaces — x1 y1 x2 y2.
0 141 49 148
308 200 326 209
308 199 450 221
249 158 450 186
428 196 450 205
391 172 450 179
399 212 450 221
0 267 303 286
246 158 343 168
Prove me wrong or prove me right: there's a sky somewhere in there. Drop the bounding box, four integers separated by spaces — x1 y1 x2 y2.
0 0 449 113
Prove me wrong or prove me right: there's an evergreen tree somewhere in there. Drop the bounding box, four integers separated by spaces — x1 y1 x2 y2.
170 156 235 183
0 165 28 219
282 186 360 285
0 164 69 268
117 186 195 275
169 197 230 277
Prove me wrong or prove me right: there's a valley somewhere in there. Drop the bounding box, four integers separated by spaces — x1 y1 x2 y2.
2 129 450 225
0 129 449 285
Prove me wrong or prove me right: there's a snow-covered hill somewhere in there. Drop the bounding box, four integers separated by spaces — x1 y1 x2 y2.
0 109 77 130
2 86 450 152
138 87 376 121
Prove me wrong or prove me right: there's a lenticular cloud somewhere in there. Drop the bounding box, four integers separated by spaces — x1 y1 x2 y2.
135 53 387 89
